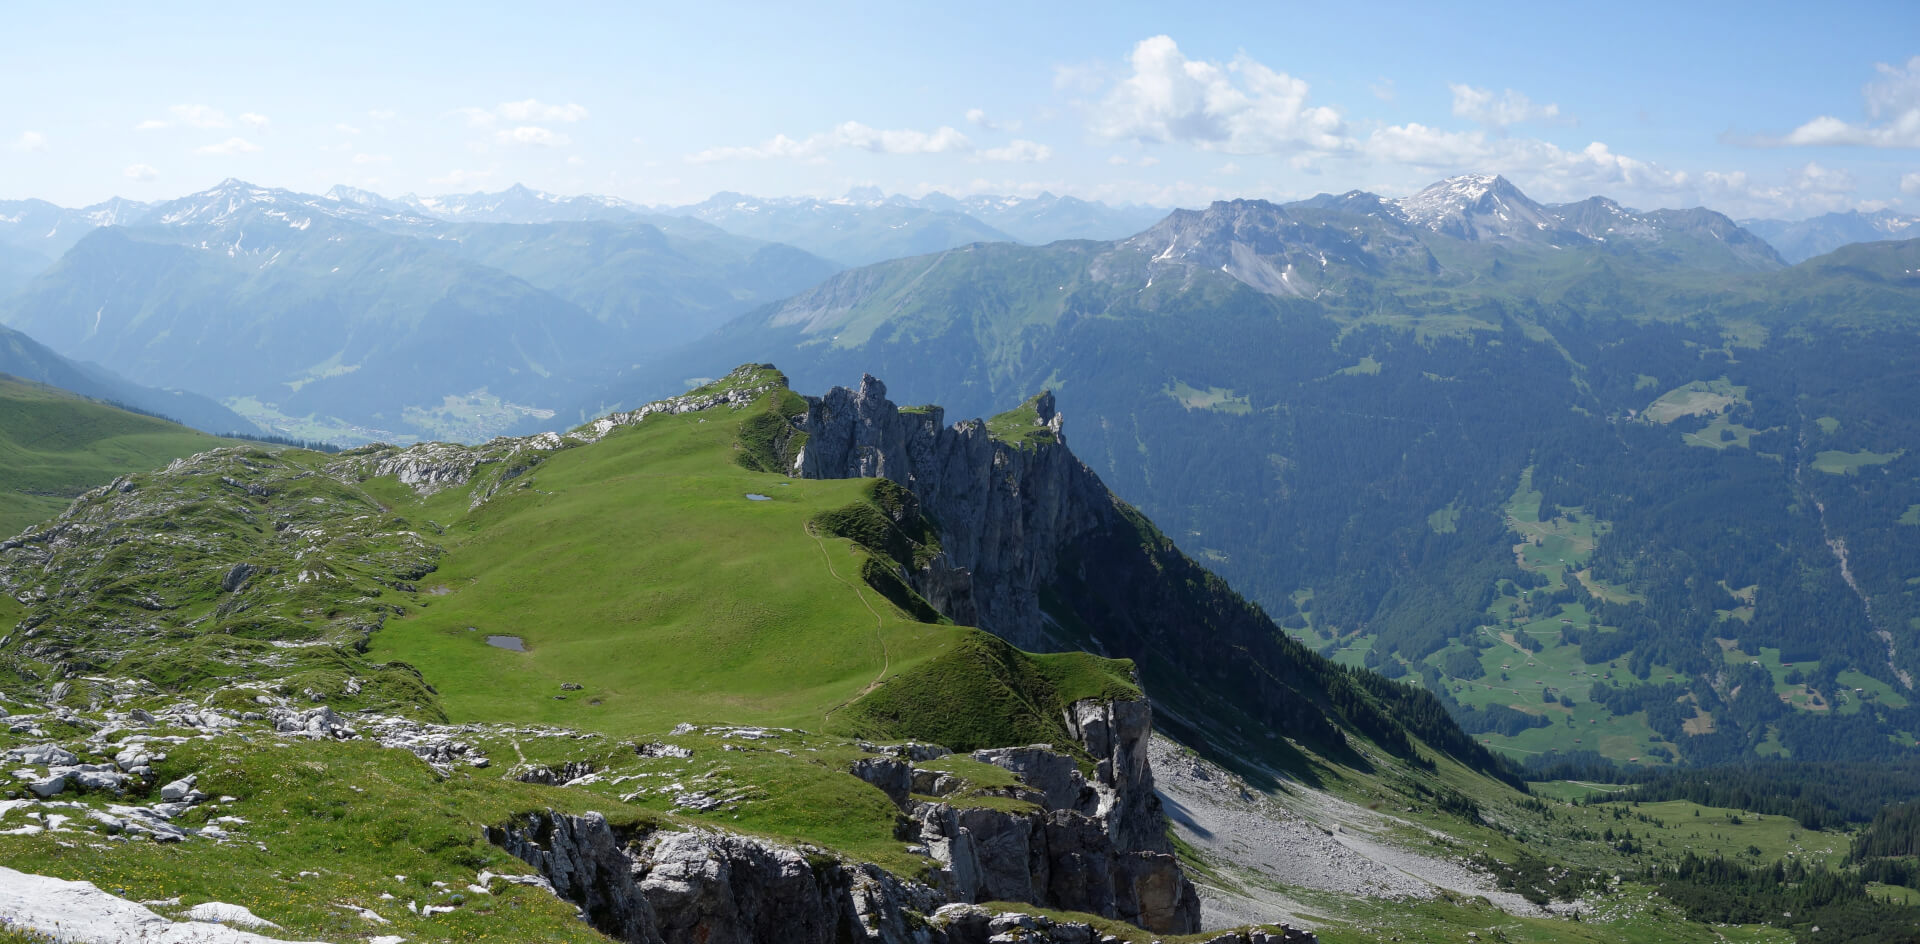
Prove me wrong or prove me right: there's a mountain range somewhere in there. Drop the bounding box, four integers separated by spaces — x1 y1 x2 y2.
672 173 1920 768
0 180 843 443
4 168 1920 943
1741 209 1920 263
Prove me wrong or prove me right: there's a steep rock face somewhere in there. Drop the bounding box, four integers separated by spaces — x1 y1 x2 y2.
874 696 1197 932
790 374 1375 757
794 375 1100 652
494 696 1207 941
488 813 935 944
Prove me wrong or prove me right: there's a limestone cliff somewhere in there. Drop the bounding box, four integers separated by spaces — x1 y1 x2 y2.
493 694 1212 940
489 810 1303 944
793 375 1104 652
790 374 1362 754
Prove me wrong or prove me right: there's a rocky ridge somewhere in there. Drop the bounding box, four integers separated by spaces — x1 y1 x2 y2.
492 694 1213 941
788 372 1471 766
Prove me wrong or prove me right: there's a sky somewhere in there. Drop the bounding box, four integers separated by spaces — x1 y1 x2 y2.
2 1 1916 219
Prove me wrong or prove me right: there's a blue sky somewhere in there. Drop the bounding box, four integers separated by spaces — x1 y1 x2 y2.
3 1 1916 218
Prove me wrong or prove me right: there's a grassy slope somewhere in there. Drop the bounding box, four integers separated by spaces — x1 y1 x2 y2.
0 380 1149 942
0 374 226 537
370 391 1129 741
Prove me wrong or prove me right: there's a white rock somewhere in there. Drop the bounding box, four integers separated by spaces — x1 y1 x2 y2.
26 775 66 798
184 901 279 929
0 865 329 943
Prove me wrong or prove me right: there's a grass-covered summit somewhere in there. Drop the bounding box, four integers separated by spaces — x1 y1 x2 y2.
0 374 231 537
0 365 1132 753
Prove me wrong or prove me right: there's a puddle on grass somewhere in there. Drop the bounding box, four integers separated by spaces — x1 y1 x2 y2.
486 635 527 652
745 493 773 501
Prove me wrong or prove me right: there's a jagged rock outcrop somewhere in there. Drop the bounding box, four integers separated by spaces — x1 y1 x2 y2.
795 375 1102 651
497 695 1208 941
488 812 940 944
843 695 1197 934
489 812 1266 944
791 372 1400 758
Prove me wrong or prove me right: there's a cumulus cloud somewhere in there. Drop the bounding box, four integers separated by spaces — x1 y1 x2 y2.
368 109 397 121
1903 172 1920 195
496 125 572 147
1449 84 1560 129
687 121 974 163
135 120 169 131
238 112 270 129
965 108 1021 132
979 139 1051 163
11 131 46 152
194 137 262 156
124 163 158 182
336 123 362 135
1363 122 1690 198
1763 56 1920 147
1690 161 1873 217
1084 35 1350 154
458 99 589 128
352 153 391 165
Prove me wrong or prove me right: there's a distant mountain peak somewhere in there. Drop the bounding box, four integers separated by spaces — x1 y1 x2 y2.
1394 174 1554 240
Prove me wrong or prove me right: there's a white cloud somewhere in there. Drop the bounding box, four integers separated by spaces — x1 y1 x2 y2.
336 123 363 135
687 121 973 163
239 112 270 129
1792 160 1856 193
965 108 1020 132
1689 161 1875 217
1108 154 1131 165
979 139 1051 163
1084 35 1350 155
496 99 589 122
428 167 497 188
194 137 262 156
11 131 46 152
1370 78 1396 102
1364 122 1488 167
352 153 391 165
1217 161 1241 175
368 109 397 121
459 99 589 129
1449 84 1560 128
1903 172 1920 195
567 154 587 166
135 119 169 131
123 163 158 182
1766 56 1920 147
1362 123 1691 199
496 125 572 147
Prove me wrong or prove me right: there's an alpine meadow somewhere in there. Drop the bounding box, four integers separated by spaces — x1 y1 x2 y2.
1 6 1919 944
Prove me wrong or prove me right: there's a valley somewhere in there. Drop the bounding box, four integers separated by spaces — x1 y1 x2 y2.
0 168 1915 944
8 11 1920 944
